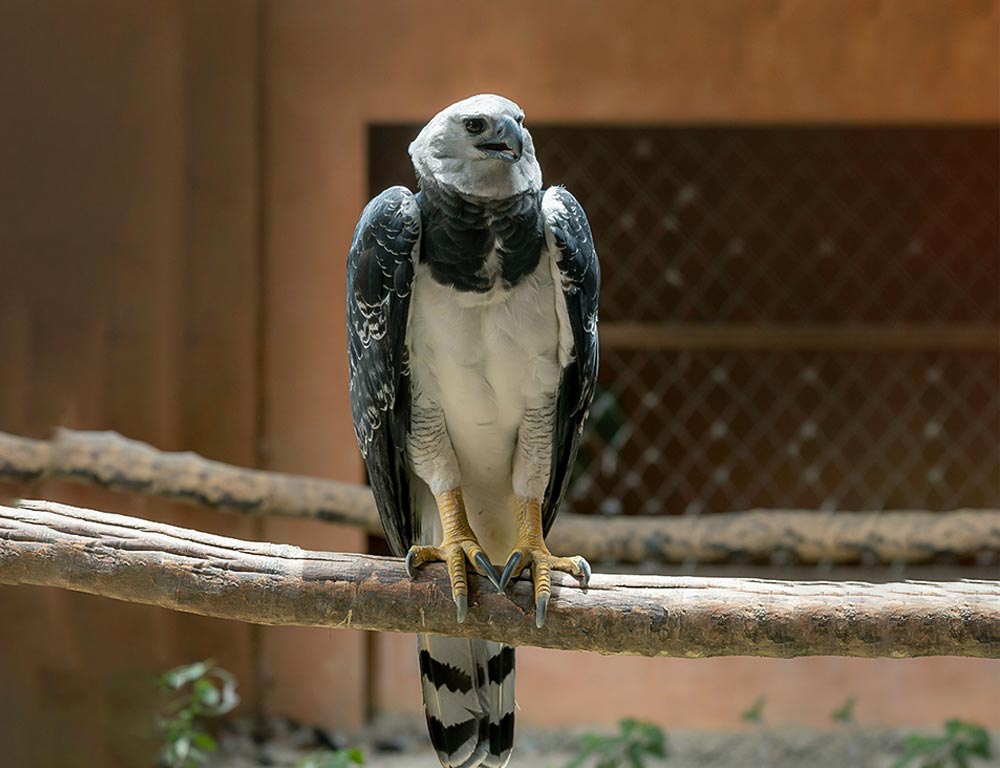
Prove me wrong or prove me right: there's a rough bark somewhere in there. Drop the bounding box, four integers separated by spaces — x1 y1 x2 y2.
2 499 998 658
549 509 1000 567
2 429 998 567
0 428 379 528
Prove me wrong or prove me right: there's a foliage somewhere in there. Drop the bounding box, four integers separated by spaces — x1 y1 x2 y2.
740 697 766 725
565 718 667 768
157 660 240 768
893 720 992 768
573 383 625 478
830 696 856 725
296 748 365 768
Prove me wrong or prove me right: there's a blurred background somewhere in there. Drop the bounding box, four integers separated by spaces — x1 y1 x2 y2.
0 1 997 766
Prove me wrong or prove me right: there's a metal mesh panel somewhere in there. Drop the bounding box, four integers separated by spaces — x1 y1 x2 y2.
574 348 999 515
369 125 1000 518
537 126 999 326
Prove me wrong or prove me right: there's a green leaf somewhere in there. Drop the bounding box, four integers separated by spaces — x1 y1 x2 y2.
162 660 213 691
564 746 594 768
173 735 190 762
213 669 241 715
193 678 221 708
564 719 666 768
741 697 766 724
190 731 217 752
831 696 856 725
295 748 367 768
157 660 244 768
893 719 993 768
625 742 644 768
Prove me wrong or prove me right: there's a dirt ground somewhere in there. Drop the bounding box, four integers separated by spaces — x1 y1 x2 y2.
207 715 1000 768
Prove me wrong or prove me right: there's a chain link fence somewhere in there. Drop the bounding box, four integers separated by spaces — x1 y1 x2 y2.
370 124 999 525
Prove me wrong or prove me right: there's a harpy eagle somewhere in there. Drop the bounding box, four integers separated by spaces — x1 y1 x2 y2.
347 94 599 768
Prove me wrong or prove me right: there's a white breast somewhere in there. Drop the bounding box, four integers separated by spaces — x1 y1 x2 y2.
407 253 562 559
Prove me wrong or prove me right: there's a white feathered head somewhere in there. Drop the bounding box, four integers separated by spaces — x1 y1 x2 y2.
409 94 542 199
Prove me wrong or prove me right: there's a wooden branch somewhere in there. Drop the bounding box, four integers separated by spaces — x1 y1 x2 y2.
549 509 1000 566
0 428 381 529
1 500 998 658
2 429 998 566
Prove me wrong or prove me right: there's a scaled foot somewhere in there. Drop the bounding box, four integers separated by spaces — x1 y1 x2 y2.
497 496 591 627
404 488 501 623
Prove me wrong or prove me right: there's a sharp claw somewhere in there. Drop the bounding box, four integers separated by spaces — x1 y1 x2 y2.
498 551 524 592
455 592 468 624
576 556 592 588
473 551 502 590
404 548 418 579
535 592 550 628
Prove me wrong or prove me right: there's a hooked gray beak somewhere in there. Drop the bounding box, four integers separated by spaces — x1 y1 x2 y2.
476 115 523 162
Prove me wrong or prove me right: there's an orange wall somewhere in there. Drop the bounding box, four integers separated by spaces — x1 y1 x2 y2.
0 2 997 761
255 0 998 729
0 3 265 765
0 0 367 760
271 0 998 127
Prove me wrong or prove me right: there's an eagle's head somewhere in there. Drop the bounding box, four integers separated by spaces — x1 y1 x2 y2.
409 94 542 199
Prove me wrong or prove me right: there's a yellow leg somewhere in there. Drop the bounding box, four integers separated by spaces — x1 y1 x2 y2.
498 496 591 627
404 488 501 623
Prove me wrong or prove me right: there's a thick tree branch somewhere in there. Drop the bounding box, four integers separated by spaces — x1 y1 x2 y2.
2 429 998 566
1 499 998 658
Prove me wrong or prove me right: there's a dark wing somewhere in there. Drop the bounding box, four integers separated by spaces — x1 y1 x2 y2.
347 186 420 556
541 186 600 535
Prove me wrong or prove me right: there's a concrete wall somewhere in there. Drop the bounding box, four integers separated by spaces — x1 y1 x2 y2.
0 2 366 764
0 4 256 764
0 1 997 763
269 0 998 731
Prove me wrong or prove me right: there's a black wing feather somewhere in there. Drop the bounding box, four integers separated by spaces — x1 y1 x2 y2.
347 186 420 556
541 187 600 535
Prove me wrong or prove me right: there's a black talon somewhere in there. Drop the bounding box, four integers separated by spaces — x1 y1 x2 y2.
405 548 418 579
498 551 524 592
535 592 550 628
474 552 502 590
577 556 592 588
455 593 468 624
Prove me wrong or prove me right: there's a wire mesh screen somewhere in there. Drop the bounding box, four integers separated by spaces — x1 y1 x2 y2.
369 125 1000 517
541 127 998 326
576 348 998 516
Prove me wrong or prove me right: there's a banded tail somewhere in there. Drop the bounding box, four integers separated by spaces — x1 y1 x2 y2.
417 634 515 768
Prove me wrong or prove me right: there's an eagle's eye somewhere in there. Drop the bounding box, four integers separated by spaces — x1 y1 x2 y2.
464 118 487 135
516 115 524 124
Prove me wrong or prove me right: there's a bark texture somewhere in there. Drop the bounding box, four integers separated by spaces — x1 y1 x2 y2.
0 429 1000 565
2 500 998 658
2 429 998 566
0 428 378 528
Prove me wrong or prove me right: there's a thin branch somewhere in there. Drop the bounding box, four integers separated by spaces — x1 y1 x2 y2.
1 499 998 658
0 428 380 528
2 429 998 566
